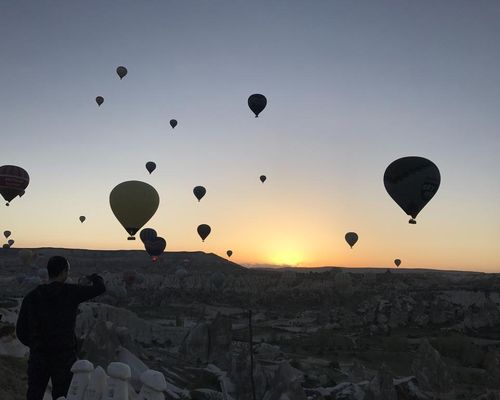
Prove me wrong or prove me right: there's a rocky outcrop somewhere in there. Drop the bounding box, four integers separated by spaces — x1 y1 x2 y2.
263 361 306 400
179 313 232 368
367 364 396 400
474 391 500 400
411 339 453 393
315 382 367 400
393 376 433 400
76 303 189 346
191 389 225 399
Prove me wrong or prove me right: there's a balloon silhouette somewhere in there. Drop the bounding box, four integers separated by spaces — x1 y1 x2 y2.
226 250 233 258
0 165 30 206
144 237 166 259
384 156 440 224
109 181 160 240
95 96 104 106
394 259 401 267
7 239 14 247
170 119 177 129
193 186 206 202
2 244 9 249
248 94 267 117
139 228 157 244
260 175 267 183
146 161 156 174
4 231 11 239
345 232 358 249
197 224 211 242
116 66 128 80
79 216 86 223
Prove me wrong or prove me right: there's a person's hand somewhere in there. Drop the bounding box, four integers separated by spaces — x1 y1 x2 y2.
78 276 91 285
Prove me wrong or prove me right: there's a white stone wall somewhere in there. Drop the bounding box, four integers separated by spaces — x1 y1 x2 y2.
57 360 167 400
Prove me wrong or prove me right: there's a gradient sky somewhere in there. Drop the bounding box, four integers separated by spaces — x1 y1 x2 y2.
1 1 499 271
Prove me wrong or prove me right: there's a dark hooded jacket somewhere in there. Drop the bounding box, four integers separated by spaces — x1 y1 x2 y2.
16 274 106 352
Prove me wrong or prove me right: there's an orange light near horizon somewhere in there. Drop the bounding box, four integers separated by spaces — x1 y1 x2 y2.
268 245 304 266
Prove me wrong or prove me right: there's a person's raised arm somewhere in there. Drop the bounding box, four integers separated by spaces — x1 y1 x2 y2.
71 273 106 304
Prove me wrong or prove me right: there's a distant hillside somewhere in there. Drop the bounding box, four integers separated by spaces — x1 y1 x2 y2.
267 265 488 275
0 248 247 275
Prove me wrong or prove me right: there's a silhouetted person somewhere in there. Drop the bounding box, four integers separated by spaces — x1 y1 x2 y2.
16 256 106 400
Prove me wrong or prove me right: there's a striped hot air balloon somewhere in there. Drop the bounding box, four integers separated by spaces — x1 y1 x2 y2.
0 165 30 206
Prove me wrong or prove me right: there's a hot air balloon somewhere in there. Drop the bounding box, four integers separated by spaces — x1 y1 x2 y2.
8 239 14 247
0 165 30 206
95 96 104 106
394 259 401 267
144 237 166 259
248 94 267 117
116 66 128 80
260 175 267 183
345 232 358 249
2 244 9 249
19 249 33 266
193 186 206 202
145 161 156 174
197 224 211 242
109 181 160 240
170 119 177 129
226 250 233 258
384 156 441 224
79 216 86 223
140 228 157 244
4 231 11 239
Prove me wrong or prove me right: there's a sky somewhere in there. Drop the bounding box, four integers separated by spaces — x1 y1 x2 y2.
0 1 499 272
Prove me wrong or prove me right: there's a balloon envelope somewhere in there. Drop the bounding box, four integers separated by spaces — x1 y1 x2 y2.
394 259 402 267
145 161 156 174
226 250 233 258
95 96 104 106
109 181 160 240
170 119 177 128
4 230 11 239
116 66 128 79
144 237 166 257
139 228 157 244
79 216 86 223
345 232 358 249
193 186 206 202
197 224 211 242
2 244 9 249
384 156 440 223
248 94 267 117
8 239 14 246
0 165 30 205
260 175 267 183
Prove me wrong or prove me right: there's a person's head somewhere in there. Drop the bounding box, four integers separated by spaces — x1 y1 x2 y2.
47 256 70 282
